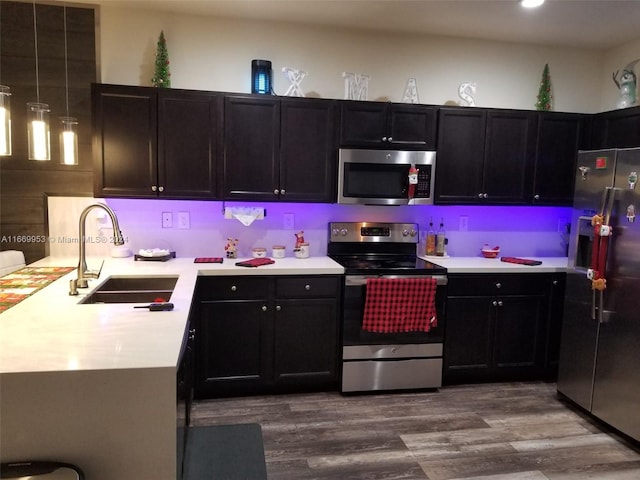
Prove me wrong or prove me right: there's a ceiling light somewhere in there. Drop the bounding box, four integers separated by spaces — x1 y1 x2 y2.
27 1 51 161
521 0 545 8
0 3 12 157
60 3 78 165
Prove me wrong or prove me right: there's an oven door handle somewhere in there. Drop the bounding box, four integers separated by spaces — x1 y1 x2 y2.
345 275 448 286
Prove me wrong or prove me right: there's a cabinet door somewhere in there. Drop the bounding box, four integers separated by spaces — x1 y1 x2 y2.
591 106 640 148
196 301 272 395
532 113 582 205
223 95 280 200
158 90 221 198
483 110 537 204
388 104 437 149
92 84 157 197
493 294 545 370
280 98 337 202
273 299 338 387
339 101 388 146
444 296 494 375
435 108 486 204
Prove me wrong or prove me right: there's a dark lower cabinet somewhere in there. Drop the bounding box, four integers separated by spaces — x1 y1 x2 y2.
194 275 342 397
444 273 565 384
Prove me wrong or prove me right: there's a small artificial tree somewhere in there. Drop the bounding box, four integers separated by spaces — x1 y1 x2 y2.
535 63 552 111
151 31 171 88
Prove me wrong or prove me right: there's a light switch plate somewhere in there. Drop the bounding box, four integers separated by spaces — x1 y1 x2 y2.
283 213 295 230
178 212 190 229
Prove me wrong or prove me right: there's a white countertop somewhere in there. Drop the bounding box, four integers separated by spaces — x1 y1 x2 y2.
0 255 344 375
421 255 569 274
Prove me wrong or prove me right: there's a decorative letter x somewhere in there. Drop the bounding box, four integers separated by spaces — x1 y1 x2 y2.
282 67 307 97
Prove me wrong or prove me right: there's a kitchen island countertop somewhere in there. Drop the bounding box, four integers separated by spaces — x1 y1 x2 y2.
0 254 343 480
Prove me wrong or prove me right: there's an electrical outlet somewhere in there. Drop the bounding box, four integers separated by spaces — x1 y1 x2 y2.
283 213 295 230
178 212 190 229
162 212 172 228
459 215 469 231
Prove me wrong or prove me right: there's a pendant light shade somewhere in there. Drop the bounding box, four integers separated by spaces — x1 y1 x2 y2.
60 2 78 165
27 102 51 161
59 116 78 165
251 59 272 95
27 1 51 161
0 85 11 156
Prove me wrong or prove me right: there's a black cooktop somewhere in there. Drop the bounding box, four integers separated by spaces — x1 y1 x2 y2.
329 253 447 276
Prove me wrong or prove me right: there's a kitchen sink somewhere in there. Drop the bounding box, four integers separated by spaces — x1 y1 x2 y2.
79 275 178 304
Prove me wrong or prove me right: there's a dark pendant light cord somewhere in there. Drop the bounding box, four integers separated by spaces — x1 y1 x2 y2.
32 1 40 103
63 2 69 115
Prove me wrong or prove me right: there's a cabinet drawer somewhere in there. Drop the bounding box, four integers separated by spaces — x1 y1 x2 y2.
448 274 549 296
197 276 270 300
275 276 340 298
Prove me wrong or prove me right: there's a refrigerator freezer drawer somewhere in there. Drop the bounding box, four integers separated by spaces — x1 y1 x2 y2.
341 358 442 392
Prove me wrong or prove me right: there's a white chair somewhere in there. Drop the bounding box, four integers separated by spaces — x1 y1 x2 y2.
0 250 26 277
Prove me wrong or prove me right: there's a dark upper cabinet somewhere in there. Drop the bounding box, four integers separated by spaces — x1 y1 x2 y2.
92 84 221 199
340 100 437 149
223 95 337 202
279 98 338 203
591 105 640 149
435 107 537 205
532 112 584 206
435 108 537 205
223 95 280 201
434 108 486 204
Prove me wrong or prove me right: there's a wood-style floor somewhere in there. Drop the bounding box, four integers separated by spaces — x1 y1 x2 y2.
190 382 640 479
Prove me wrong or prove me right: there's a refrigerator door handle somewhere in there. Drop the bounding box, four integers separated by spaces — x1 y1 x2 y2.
604 187 620 225
598 187 611 217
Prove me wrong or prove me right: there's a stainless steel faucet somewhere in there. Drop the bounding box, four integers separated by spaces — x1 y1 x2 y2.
69 203 125 295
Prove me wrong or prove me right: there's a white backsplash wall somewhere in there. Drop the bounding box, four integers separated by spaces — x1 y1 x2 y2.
47 197 571 260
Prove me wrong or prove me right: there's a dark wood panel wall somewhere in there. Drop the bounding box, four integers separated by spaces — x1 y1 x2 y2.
0 1 96 264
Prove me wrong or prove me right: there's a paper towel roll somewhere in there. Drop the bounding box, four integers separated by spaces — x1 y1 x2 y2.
224 207 265 226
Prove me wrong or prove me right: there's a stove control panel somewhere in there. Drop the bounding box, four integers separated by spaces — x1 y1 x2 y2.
329 222 419 243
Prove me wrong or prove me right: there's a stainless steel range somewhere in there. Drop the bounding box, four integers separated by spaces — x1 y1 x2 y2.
328 222 447 393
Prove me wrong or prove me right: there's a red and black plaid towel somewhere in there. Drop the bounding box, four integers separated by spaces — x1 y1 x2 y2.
235 258 275 268
362 277 438 333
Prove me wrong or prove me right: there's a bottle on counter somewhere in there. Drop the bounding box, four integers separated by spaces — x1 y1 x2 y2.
425 217 436 256
436 218 446 256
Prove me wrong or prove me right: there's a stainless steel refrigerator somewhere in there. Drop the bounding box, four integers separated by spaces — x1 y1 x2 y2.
558 148 640 442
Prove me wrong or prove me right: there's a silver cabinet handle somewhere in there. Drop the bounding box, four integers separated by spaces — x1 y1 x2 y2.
305 284 311 290
151 185 157 192
492 300 498 307
261 305 267 312
276 305 281 311
382 136 387 142
280 189 285 195
498 300 503 307
478 193 484 198
483 193 489 199
534 194 540 200
273 189 279 195
388 136 393 142
230 285 237 292
495 282 502 289
159 186 164 192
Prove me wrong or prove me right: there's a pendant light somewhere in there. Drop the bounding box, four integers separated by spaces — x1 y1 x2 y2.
27 1 51 161
59 2 77 165
0 3 12 157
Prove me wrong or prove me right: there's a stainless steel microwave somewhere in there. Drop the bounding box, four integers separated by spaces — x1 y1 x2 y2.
337 148 436 205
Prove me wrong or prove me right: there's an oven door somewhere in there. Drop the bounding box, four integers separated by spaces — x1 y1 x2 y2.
341 274 447 392
337 149 435 205
342 274 447 346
